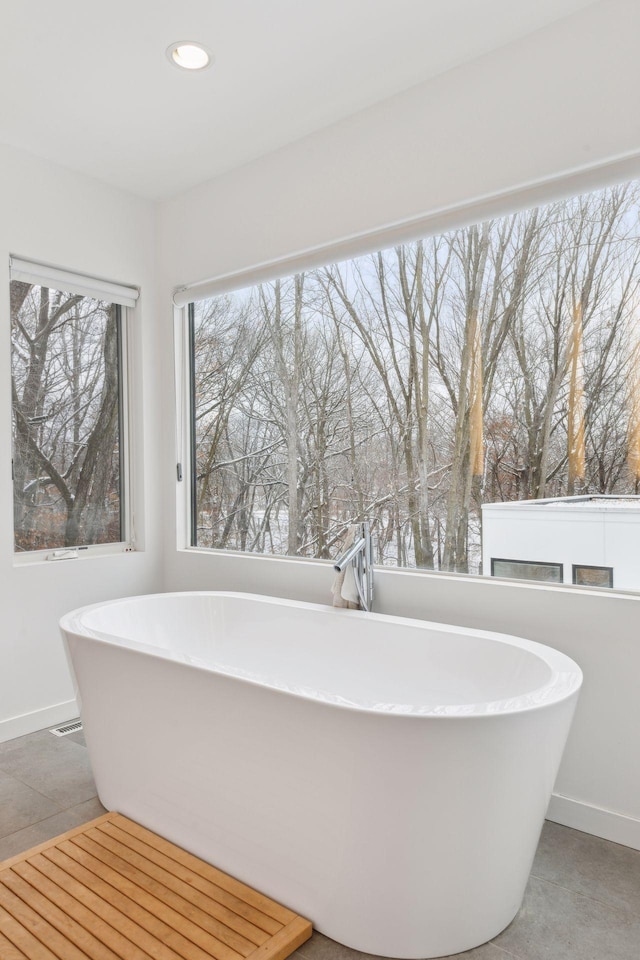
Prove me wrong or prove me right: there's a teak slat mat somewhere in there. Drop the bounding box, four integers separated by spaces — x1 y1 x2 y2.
0 813 312 960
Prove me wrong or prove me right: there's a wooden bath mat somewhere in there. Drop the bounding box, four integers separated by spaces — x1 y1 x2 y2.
0 812 312 960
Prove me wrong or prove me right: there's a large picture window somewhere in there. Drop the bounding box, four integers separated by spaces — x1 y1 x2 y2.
186 180 640 585
10 260 137 554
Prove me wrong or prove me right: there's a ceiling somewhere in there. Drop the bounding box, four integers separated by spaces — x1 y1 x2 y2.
0 0 597 201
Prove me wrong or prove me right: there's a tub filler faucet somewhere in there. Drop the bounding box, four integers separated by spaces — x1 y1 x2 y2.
333 521 374 612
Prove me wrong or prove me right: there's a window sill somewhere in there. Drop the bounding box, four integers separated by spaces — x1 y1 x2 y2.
13 543 136 567
178 545 640 600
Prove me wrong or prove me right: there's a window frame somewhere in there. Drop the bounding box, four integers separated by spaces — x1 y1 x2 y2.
174 304 193 553
187 303 198 547
11 278 136 564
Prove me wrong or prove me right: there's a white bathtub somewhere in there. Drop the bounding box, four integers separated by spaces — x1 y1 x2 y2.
60 591 582 959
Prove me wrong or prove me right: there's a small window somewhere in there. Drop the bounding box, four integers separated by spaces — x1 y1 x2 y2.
10 259 138 555
573 564 613 588
491 558 563 583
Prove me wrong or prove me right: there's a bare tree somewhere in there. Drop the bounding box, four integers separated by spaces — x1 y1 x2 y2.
189 180 640 573
12 284 122 549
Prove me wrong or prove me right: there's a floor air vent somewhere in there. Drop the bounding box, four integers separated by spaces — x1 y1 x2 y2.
50 719 83 737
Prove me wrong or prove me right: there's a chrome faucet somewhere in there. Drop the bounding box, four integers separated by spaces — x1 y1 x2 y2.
333 521 374 612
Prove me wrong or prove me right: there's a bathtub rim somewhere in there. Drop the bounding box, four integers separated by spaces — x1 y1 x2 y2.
60 590 583 720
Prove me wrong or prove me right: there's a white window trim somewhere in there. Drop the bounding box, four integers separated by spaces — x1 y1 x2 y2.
174 304 193 552
13 540 135 566
12 285 136 565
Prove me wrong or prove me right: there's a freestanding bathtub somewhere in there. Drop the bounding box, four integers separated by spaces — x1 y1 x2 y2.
60 591 582 959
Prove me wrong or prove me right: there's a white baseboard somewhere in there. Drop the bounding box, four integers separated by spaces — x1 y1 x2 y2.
0 700 79 744
547 793 640 851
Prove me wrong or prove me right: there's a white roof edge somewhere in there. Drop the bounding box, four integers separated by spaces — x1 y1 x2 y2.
482 496 640 512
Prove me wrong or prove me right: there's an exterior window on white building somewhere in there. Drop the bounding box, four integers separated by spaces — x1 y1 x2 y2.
573 564 613 588
490 559 563 583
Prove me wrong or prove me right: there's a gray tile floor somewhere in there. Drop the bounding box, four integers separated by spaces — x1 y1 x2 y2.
0 726 106 863
1 727 639 959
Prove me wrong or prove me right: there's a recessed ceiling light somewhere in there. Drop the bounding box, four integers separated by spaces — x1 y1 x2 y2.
166 41 213 72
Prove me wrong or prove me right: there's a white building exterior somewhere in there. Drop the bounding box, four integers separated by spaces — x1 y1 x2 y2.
482 496 640 591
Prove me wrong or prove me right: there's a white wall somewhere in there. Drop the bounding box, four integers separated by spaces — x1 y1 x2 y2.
0 142 163 741
158 0 640 849
161 0 640 288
